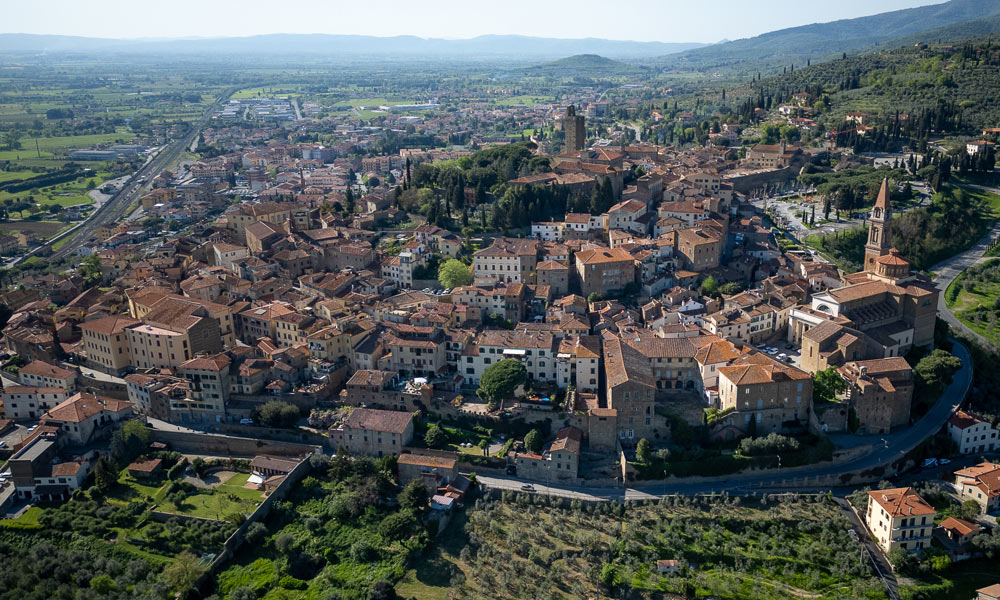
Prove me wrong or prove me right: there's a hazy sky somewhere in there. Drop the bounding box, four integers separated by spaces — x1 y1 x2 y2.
5 0 946 42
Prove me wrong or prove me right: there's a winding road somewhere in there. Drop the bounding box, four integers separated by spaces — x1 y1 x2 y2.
931 184 1000 345
479 341 972 501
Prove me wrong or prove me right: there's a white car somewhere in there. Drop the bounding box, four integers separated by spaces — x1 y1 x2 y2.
939 458 951 465
777 353 788 361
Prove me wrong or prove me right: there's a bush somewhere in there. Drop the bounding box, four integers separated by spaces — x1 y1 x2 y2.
738 433 801 456
279 575 307 590
349 539 378 563
255 401 301 428
424 424 448 449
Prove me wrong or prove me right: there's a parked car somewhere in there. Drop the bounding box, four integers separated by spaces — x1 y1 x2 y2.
777 353 788 361
938 458 951 465
921 458 938 468
239 418 254 425
520 484 536 492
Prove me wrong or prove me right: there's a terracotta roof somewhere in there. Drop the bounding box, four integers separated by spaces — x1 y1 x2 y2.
575 247 634 265
19 360 75 380
868 487 935 518
343 407 413 434
547 427 582 454
398 453 457 469
80 315 141 336
949 410 986 430
939 517 978 536
43 392 132 424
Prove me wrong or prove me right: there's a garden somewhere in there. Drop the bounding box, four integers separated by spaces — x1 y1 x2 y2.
215 453 435 599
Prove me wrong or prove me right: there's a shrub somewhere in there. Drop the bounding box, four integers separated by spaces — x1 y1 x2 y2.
279 575 306 590
738 433 801 456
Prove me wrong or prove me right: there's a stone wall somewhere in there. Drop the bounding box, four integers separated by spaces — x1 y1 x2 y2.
204 455 313 579
149 429 320 458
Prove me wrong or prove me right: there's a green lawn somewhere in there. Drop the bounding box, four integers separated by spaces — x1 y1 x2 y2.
0 506 43 530
155 472 262 520
945 259 1000 344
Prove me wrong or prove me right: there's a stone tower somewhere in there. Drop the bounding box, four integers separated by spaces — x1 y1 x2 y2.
564 105 586 152
864 178 892 272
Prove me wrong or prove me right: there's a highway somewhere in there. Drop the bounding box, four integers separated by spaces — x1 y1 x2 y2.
37 90 233 262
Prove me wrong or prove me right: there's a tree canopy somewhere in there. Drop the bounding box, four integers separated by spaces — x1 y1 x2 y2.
438 258 472 288
478 359 527 408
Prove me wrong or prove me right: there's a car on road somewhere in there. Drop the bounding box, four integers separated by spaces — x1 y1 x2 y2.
0 440 6 448
938 458 951 465
520 484 536 492
239 418 254 425
921 458 938 468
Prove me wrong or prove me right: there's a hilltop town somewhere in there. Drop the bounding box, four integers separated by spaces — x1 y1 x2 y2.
3 8 1000 598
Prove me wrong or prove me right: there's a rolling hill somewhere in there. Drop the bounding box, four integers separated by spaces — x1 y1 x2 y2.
524 54 644 77
657 0 1000 72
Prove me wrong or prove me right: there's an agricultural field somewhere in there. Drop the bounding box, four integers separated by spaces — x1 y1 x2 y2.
492 94 555 106
402 492 884 600
0 219 70 239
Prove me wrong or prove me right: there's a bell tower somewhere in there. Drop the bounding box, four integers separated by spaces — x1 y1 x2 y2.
864 178 892 272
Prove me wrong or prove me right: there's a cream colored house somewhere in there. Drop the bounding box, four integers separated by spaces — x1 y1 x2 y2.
865 487 936 555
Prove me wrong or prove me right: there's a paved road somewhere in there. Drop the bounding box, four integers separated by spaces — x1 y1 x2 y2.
481 341 971 501
834 496 899 600
932 185 1000 345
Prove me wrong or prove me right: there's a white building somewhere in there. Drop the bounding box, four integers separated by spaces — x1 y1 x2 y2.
949 411 999 455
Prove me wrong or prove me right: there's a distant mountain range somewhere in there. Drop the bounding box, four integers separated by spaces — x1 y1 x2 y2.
658 0 1000 72
0 33 706 60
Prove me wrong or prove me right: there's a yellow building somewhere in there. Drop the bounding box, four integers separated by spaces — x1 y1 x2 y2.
79 315 141 375
865 487 936 555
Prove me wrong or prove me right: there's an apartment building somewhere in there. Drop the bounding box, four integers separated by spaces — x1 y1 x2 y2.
865 487 936 554
1 386 71 421
472 237 539 284
80 315 141 375
18 360 77 391
716 353 812 435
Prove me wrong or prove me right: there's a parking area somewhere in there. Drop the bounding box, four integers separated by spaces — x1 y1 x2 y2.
753 339 801 368
0 423 30 451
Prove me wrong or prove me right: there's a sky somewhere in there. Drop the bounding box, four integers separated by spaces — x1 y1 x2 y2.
4 0 947 42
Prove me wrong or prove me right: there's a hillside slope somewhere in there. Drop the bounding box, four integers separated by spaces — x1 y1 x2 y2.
658 0 1000 72
744 36 1000 133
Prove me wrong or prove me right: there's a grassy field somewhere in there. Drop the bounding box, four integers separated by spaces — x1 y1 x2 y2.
117 470 264 520
0 132 132 161
945 258 1000 344
493 94 555 106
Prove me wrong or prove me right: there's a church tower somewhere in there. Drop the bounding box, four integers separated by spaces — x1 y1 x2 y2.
864 178 892 272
